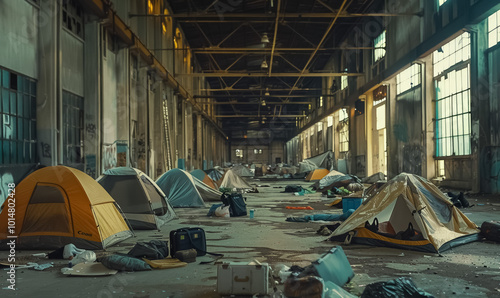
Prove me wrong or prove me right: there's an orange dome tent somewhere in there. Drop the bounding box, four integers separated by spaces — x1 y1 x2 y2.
0 166 132 250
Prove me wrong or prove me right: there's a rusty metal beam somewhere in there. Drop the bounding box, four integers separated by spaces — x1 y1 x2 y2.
215 115 305 118
195 94 328 98
177 72 362 77
285 0 349 102
197 101 311 105
201 88 322 91
129 12 422 18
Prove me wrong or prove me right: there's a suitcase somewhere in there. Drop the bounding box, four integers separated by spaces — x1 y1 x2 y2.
311 246 354 287
217 261 269 295
480 221 500 242
221 193 247 217
170 227 207 257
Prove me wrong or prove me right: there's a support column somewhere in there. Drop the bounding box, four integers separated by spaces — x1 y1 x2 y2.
386 77 398 179
470 23 490 192
37 0 60 166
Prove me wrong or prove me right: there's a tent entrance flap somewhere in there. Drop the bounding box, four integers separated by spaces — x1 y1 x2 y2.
21 184 72 235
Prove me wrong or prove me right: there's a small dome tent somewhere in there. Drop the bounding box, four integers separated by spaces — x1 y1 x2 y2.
97 167 177 230
0 166 132 250
329 173 480 253
156 169 206 207
191 169 218 189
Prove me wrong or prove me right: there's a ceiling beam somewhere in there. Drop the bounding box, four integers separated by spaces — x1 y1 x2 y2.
129 12 421 18
177 72 363 77
196 101 312 105
155 47 377 52
216 115 305 118
201 88 322 91
284 0 349 102
195 94 328 98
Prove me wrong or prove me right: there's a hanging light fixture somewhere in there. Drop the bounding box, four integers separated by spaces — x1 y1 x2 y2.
264 87 270 96
261 59 268 69
261 99 266 106
261 32 270 44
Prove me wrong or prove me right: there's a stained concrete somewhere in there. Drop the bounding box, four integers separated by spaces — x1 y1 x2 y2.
1 178 499 297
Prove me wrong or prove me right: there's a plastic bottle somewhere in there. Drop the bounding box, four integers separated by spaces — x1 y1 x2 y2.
249 209 255 219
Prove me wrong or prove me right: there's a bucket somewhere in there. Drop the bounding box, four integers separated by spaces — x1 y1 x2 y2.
342 197 363 213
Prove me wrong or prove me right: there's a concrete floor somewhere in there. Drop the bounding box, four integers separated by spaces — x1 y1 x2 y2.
1 178 500 298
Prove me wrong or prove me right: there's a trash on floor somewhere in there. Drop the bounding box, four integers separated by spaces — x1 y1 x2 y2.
360 277 434 298
62 262 118 276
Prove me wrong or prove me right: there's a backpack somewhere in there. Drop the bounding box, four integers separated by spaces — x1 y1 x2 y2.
220 192 247 217
127 240 169 260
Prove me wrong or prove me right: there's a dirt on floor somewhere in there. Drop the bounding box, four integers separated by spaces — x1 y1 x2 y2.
1 177 499 298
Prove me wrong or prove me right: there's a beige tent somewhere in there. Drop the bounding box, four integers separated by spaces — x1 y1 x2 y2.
330 173 480 253
219 169 253 189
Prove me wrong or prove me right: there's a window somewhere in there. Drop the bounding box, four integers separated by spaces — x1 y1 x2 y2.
433 33 471 157
376 105 386 130
438 0 447 6
341 75 348 90
374 30 386 62
317 122 323 132
235 149 243 158
437 160 445 177
327 116 333 127
397 64 421 95
63 91 84 165
339 109 349 152
0 68 37 164
373 97 386 106
253 149 263 154
488 10 500 48
433 32 470 77
435 66 471 156
62 0 84 39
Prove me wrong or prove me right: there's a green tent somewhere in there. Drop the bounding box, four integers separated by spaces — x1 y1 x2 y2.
156 169 206 208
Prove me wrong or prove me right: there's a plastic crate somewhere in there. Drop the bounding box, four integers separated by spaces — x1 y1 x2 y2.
342 197 363 213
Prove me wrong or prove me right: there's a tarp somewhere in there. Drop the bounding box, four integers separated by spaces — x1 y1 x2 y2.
314 170 355 190
156 169 206 207
298 151 334 173
0 166 132 250
193 177 223 201
361 172 386 184
305 168 330 182
219 169 253 190
329 173 480 253
191 169 218 189
231 165 254 177
98 167 177 230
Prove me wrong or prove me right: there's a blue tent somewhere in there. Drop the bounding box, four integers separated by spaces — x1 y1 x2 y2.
156 169 206 208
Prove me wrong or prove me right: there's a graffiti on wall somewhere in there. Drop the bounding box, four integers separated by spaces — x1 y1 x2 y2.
0 165 37 207
401 145 423 176
41 142 51 158
356 155 366 177
86 123 96 140
102 143 117 172
480 146 500 193
85 154 97 178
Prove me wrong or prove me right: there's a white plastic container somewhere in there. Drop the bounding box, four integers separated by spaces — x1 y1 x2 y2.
217 261 269 295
